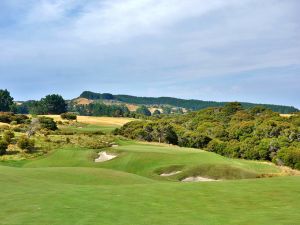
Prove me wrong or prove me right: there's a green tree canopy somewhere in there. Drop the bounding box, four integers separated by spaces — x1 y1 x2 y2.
0 89 14 112
41 94 67 115
136 105 151 116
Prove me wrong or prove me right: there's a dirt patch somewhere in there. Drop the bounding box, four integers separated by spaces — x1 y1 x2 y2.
280 114 293 118
73 98 94 105
160 171 182 177
181 176 220 182
95 151 117 162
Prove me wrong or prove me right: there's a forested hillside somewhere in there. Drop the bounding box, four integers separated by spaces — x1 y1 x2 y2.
116 103 300 169
80 91 299 114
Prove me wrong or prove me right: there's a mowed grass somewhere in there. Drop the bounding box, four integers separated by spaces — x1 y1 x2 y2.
61 124 118 133
0 141 299 225
22 142 282 179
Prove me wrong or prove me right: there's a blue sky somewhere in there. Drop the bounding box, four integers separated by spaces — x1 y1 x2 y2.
0 0 299 108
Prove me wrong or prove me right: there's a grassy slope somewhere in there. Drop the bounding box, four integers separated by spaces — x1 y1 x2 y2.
0 141 299 225
23 143 282 179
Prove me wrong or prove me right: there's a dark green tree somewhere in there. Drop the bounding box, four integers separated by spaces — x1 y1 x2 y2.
41 94 67 114
152 109 161 116
0 89 14 112
223 102 243 115
136 105 151 116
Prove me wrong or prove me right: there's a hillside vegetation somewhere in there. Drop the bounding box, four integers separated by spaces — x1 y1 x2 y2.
80 91 299 114
117 103 300 169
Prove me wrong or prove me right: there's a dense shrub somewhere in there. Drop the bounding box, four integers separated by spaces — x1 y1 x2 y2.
0 140 8 155
0 112 12 123
61 112 77 120
3 130 15 144
136 106 151 116
38 117 58 131
0 112 29 124
116 103 300 169
17 136 35 152
277 146 300 169
207 139 227 155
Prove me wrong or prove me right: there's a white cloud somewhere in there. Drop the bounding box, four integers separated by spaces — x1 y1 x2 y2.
69 0 246 43
0 0 299 106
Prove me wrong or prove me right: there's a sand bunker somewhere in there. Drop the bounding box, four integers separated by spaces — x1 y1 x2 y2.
95 151 117 162
181 176 219 182
160 171 182 177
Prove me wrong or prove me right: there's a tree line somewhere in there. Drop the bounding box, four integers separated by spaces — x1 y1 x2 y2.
80 91 299 114
0 89 155 118
116 102 300 169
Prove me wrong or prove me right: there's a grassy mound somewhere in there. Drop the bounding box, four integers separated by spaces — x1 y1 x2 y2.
0 140 299 224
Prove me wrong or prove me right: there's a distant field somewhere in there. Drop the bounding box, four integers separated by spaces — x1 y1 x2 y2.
40 115 135 133
41 115 135 126
0 140 299 225
280 114 293 118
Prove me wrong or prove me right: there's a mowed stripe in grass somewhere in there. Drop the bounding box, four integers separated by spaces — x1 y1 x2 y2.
0 172 299 225
0 141 299 225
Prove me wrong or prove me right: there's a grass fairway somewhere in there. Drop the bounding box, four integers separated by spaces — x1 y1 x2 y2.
0 141 299 225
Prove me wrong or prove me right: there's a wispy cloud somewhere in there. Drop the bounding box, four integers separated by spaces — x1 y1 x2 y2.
0 0 299 107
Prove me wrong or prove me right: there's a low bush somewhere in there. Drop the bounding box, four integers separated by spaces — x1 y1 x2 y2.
0 124 10 132
61 112 77 121
38 117 58 131
0 140 8 155
17 136 35 152
277 146 300 170
0 112 12 123
3 130 15 144
0 112 29 124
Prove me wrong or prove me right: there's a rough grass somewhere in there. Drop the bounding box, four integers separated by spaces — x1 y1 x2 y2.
154 165 185 175
177 164 258 180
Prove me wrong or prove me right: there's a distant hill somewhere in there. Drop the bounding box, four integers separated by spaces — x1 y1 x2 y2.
79 91 299 114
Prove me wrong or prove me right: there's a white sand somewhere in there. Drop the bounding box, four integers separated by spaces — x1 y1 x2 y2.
181 176 219 182
95 151 117 162
160 171 182 177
